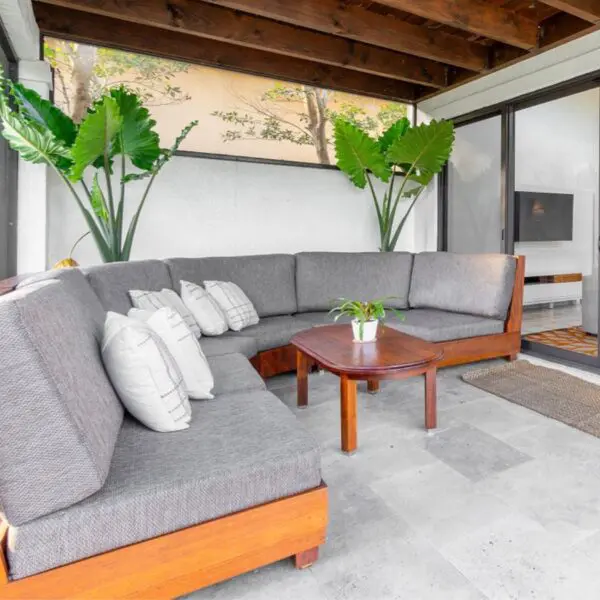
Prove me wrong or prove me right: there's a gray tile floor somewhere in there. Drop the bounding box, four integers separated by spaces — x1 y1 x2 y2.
186 358 600 600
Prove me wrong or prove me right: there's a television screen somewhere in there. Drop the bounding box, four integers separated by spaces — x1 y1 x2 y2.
514 191 574 242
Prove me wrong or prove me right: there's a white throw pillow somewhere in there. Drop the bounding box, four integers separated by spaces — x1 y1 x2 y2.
128 307 214 400
204 280 260 332
180 280 228 336
102 312 191 432
128 288 201 338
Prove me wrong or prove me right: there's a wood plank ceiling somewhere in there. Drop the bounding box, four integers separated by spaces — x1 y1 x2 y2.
32 0 600 102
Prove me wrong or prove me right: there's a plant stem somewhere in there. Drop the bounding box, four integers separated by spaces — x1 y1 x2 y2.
365 172 384 244
57 169 113 261
103 152 119 260
116 149 126 257
121 172 157 261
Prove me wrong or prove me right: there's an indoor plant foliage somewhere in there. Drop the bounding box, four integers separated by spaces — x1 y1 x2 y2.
334 116 455 252
0 70 197 262
329 298 404 342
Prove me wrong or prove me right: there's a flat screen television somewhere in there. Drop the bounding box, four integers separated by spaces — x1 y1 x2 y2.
514 191 574 242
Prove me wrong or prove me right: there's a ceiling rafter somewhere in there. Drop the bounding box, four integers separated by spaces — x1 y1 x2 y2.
33 0 451 88
184 0 489 71
538 0 600 23
375 0 539 48
33 2 422 102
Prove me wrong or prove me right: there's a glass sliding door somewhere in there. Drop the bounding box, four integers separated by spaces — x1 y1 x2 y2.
517 88 600 365
446 115 504 253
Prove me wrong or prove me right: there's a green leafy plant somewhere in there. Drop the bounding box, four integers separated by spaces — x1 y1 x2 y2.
334 117 455 252
0 68 197 262
329 297 404 339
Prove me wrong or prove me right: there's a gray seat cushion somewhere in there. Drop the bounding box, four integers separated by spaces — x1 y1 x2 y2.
386 309 504 342
208 353 266 395
200 334 258 358
296 252 414 312
236 316 312 351
85 259 172 315
295 311 350 326
409 252 516 320
8 391 321 579
0 281 123 526
17 268 106 341
166 255 297 317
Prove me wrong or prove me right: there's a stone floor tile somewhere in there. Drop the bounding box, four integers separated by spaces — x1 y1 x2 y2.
423 423 533 482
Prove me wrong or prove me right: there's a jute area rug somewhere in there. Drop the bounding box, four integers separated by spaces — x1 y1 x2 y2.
462 360 600 438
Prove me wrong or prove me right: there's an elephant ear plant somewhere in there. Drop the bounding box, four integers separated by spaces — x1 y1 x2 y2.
0 69 197 262
334 116 455 252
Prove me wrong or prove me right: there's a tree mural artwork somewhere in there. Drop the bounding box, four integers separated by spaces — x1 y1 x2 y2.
44 40 191 122
211 83 407 165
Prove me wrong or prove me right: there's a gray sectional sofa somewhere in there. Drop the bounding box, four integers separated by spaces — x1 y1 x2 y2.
0 250 522 597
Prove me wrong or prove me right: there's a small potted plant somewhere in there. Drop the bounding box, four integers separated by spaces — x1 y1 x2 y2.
329 298 404 342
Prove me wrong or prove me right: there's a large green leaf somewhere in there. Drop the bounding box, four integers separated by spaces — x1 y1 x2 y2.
122 119 198 183
386 119 454 177
90 173 109 224
12 82 77 147
334 119 390 189
378 117 410 154
110 86 160 171
0 111 71 165
70 96 122 181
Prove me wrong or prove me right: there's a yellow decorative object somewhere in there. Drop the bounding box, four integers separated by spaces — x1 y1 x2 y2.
53 257 79 269
52 232 90 269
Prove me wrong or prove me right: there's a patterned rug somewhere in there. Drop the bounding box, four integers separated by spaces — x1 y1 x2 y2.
463 360 600 438
524 326 598 357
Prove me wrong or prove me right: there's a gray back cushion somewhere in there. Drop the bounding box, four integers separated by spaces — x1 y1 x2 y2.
85 259 172 314
0 281 123 525
18 268 106 341
295 252 414 312
166 255 297 317
409 252 517 320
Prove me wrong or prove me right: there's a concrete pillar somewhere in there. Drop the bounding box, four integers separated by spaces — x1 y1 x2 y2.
16 60 53 273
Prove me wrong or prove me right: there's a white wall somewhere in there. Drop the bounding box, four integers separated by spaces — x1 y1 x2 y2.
47 155 418 267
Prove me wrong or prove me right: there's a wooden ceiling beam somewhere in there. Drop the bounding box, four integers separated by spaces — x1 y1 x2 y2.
33 0 450 88
538 0 600 23
167 0 489 71
539 11 598 46
375 0 539 49
33 3 422 102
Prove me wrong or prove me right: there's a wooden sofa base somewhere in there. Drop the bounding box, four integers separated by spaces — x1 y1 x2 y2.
253 256 525 378
0 484 328 599
253 331 522 378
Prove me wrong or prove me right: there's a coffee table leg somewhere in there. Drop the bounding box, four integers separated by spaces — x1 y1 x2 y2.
425 367 437 430
297 350 309 409
340 375 358 453
367 380 380 394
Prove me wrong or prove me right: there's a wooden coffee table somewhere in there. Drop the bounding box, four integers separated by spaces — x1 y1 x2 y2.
291 324 443 454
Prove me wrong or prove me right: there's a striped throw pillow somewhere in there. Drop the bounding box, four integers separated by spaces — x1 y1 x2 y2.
128 288 201 338
102 312 191 432
204 281 259 332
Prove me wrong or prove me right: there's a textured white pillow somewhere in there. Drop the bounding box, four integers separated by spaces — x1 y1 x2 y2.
128 288 201 338
180 280 228 336
102 312 191 432
204 280 260 332
128 307 214 400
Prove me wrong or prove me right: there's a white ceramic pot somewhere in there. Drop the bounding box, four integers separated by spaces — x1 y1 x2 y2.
352 319 378 342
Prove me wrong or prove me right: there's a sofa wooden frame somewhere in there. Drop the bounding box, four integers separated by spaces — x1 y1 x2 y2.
0 484 327 599
252 256 526 376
